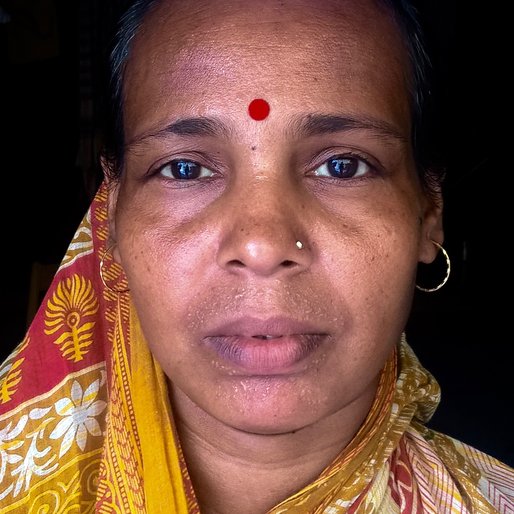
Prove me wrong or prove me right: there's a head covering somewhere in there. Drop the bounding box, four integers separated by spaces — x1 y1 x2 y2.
1 184 513 512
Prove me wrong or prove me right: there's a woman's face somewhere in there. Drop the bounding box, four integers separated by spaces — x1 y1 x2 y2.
111 0 442 434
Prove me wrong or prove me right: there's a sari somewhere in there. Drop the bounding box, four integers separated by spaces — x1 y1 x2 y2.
1 183 513 513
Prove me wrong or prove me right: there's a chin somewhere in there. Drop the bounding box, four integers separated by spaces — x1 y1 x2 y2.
225 411 317 436
206 380 330 435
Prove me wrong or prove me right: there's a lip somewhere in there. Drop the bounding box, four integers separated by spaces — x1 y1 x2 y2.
202 316 329 374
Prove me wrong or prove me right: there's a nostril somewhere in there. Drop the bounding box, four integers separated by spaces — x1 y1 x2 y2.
282 260 296 268
227 259 245 268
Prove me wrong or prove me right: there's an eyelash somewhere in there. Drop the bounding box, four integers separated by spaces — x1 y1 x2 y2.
157 159 214 180
310 151 379 181
150 150 381 184
147 153 221 187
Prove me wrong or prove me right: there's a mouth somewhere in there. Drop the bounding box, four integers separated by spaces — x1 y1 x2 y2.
202 316 329 374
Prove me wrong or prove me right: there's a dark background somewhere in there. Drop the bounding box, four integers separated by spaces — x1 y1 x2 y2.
0 1 511 465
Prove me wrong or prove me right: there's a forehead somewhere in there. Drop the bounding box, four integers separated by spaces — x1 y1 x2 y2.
123 0 411 136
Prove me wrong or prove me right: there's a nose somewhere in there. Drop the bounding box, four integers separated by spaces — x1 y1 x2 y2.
216 184 313 278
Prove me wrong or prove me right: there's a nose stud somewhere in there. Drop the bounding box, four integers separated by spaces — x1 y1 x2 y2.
296 240 304 250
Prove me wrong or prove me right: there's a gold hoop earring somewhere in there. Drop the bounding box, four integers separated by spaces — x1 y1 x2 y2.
416 240 451 293
99 244 130 294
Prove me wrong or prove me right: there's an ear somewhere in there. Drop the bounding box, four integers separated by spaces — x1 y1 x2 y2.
101 155 122 263
418 191 444 264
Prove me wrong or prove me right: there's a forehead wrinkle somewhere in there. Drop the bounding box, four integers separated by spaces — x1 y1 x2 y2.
130 0 407 85
137 0 391 63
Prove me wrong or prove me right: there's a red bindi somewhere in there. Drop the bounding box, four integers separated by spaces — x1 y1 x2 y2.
248 98 270 121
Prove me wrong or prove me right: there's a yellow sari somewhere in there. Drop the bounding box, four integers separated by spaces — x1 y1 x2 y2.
1 184 513 513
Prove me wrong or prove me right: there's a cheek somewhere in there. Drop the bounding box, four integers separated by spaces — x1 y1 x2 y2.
321 198 420 283
120 224 209 301
116 179 210 270
317 196 421 337
115 217 214 378
113 190 212 327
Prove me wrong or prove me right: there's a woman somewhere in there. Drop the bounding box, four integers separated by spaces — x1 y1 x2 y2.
0 0 512 512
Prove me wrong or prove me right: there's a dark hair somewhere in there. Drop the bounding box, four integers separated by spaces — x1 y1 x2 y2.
102 0 160 178
102 0 442 198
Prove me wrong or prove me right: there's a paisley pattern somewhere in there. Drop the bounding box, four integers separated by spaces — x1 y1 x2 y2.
0 182 513 513
44 274 99 363
0 338 29 406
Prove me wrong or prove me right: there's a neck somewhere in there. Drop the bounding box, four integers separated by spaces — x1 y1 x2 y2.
170 378 379 514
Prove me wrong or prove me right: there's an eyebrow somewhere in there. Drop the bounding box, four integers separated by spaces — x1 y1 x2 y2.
126 112 406 150
126 117 230 149
289 113 407 142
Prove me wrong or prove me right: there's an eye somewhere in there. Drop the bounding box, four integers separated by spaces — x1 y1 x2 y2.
158 159 214 180
314 155 372 179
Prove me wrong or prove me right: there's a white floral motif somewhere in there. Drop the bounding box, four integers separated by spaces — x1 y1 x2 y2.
50 378 106 457
3 407 55 500
0 416 28 499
